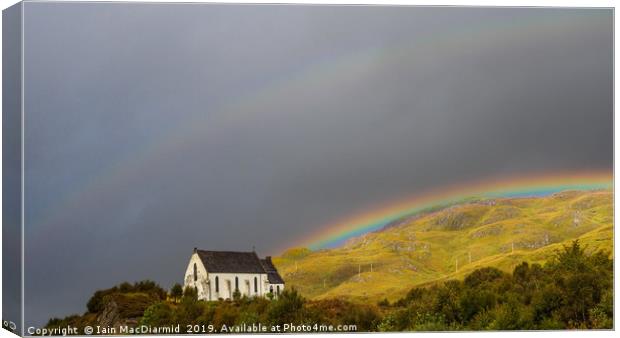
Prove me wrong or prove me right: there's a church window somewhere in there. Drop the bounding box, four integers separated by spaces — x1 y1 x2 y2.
254 277 258 293
277 285 280 295
215 276 219 292
235 277 239 291
193 263 197 281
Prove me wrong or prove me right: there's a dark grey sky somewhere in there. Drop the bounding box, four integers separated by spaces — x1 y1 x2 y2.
19 3 611 326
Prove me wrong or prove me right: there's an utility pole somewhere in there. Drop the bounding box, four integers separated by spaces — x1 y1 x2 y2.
370 263 373 273
455 258 458 273
468 252 472 264
511 242 514 253
358 264 361 277
323 279 326 288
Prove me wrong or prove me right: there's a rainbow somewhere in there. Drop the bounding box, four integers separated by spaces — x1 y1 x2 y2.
29 10 610 246
293 171 612 251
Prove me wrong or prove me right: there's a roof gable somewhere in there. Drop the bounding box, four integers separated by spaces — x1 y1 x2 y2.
260 257 285 284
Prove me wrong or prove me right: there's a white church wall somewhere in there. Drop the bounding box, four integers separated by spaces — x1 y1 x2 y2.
267 283 285 298
183 253 210 300
206 272 268 300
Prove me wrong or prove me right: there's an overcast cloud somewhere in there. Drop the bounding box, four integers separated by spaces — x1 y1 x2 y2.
15 3 612 326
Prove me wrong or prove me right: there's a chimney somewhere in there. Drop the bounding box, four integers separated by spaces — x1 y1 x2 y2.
193 247 198 253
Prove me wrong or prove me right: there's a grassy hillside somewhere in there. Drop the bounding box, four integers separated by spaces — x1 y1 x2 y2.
273 190 613 303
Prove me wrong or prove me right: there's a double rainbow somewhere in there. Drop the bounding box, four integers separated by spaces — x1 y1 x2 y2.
294 171 612 251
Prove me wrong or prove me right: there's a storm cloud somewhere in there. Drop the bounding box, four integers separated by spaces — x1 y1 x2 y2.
16 3 612 326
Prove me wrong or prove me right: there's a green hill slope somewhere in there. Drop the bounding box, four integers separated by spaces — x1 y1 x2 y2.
273 190 613 303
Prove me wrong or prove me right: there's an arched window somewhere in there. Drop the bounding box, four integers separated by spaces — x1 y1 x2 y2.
193 263 197 281
269 286 273 294
277 285 280 295
235 277 239 291
215 276 219 292
254 277 258 293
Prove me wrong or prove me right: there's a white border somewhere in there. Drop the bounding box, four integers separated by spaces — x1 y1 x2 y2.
2 0 618 6
0 1 617 338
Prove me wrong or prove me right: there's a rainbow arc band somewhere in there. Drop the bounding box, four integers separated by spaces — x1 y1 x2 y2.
293 171 612 251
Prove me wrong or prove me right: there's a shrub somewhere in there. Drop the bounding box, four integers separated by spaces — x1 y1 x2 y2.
182 286 198 301
267 288 305 325
410 312 449 331
170 283 183 302
212 302 239 328
464 267 505 289
377 298 390 307
140 302 174 326
86 287 118 313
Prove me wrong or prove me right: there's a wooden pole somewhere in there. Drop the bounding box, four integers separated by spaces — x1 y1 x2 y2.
468 252 472 264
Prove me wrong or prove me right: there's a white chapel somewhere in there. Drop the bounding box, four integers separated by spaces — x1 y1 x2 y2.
184 248 285 301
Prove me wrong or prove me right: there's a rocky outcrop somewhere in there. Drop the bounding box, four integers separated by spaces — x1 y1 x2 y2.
96 293 158 330
470 225 503 239
96 297 121 328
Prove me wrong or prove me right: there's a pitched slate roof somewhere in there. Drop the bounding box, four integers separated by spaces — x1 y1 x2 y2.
196 250 266 273
260 257 285 284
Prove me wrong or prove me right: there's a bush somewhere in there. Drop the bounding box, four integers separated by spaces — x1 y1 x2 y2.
212 302 239 328
391 240 612 330
341 304 381 331
459 289 496 322
87 287 118 313
175 292 204 329
232 289 241 302
410 312 449 331
377 298 390 307
170 283 183 302
182 286 198 301
377 313 398 332
267 288 305 325
488 301 533 330
464 267 505 289
140 302 174 326
469 309 494 330
86 280 167 313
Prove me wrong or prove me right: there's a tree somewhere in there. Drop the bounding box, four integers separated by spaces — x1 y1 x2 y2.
175 287 203 330
119 282 133 293
232 289 241 302
459 289 496 322
86 287 118 313
182 286 198 301
170 283 183 302
133 280 168 300
464 267 505 289
545 240 612 327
